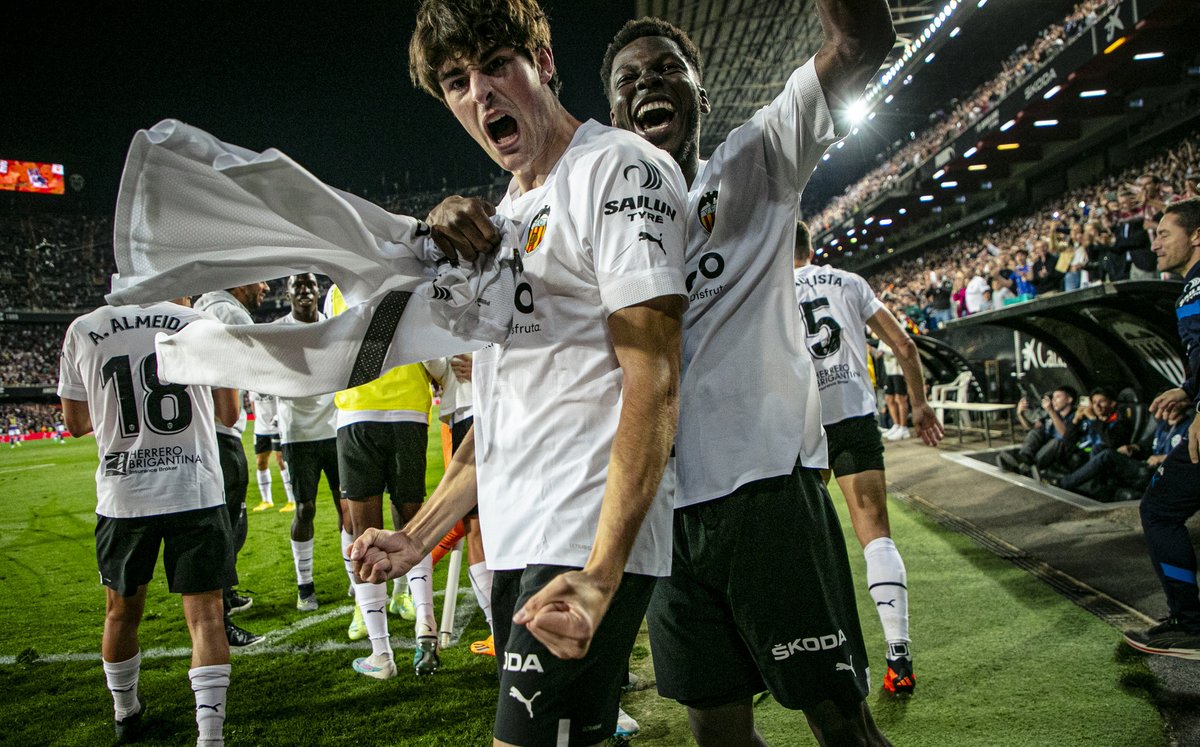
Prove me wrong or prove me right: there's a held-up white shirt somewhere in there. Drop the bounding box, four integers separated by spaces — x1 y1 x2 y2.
272 312 338 444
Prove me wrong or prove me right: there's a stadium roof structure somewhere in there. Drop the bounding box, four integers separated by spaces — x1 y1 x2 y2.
635 0 946 159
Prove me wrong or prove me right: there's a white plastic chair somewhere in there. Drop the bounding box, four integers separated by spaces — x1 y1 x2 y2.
930 371 973 426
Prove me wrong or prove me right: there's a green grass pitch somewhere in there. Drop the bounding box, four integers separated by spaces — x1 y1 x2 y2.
0 428 1166 745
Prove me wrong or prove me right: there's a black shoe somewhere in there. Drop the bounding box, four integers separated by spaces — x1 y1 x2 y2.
227 592 253 616
226 619 265 647
114 696 146 744
1123 618 1200 660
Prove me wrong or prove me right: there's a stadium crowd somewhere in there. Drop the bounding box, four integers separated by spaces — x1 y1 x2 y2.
810 0 1123 234
0 323 67 386
0 212 114 311
865 128 1200 332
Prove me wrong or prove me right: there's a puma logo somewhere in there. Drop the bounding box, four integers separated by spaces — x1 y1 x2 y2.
508 686 541 719
876 599 896 608
638 231 665 254
196 703 222 713
409 575 428 583
366 605 385 615
835 655 856 677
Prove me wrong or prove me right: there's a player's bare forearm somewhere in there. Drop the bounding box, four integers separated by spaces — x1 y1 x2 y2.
868 309 925 406
868 308 942 444
212 387 239 429
350 428 478 582
404 426 479 555
515 297 682 659
584 296 683 597
61 397 93 437
813 0 896 111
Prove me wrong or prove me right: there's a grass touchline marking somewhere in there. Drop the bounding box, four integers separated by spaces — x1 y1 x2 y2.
0 463 55 474
0 592 479 665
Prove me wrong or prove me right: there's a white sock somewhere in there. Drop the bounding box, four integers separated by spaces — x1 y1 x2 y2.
468 561 494 633
255 468 273 504
103 651 141 720
280 464 296 503
355 581 393 658
864 536 910 645
406 553 436 637
393 578 407 600
291 539 315 587
189 663 230 745
340 528 357 588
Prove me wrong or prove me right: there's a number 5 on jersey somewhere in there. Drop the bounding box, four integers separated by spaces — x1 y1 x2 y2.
800 297 843 359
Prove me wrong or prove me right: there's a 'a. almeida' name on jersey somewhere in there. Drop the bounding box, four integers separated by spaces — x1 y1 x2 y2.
85 314 187 345
602 195 678 223
794 272 844 289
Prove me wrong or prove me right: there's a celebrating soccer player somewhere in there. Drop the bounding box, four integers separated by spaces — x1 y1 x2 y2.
600 2 896 743
350 2 687 743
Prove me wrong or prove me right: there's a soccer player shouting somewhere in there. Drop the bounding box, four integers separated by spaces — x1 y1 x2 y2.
59 298 239 745
352 1 687 744
601 3 896 744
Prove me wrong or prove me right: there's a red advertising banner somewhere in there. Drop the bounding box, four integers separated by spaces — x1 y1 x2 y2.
0 159 65 194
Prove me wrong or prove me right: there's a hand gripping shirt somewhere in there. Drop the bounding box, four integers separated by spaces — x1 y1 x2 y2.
58 303 224 518
473 120 687 576
676 58 838 508
794 264 886 425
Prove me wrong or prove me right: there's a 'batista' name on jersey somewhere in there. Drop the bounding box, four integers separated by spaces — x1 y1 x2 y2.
603 195 678 224
86 314 187 345
794 272 844 289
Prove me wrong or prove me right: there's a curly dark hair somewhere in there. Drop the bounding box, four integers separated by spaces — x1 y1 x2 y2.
409 0 561 102
600 17 704 96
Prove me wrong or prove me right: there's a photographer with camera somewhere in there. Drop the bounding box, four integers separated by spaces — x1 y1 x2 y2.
999 385 1078 476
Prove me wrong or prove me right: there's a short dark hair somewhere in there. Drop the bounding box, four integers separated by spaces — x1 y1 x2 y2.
1164 197 1200 240
600 17 704 95
409 0 560 102
1054 385 1078 403
794 221 813 261
1089 385 1114 401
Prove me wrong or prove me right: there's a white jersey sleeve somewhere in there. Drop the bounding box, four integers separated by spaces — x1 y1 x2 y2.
193 290 252 435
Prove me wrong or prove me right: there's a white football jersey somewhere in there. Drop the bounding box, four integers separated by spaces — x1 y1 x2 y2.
272 312 337 443
793 264 885 424
675 58 838 508
473 120 687 576
193 290 253 437
58 303 224 518
250 391 279 436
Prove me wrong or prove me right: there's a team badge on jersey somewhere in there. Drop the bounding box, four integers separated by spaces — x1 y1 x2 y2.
698 190 718 234
524 206 550 254
623 159 665 190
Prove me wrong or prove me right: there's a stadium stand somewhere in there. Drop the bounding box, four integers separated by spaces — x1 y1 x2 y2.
865 127 1200 332
810 0 1124 235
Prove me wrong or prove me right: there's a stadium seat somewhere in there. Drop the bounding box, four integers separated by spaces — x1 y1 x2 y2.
931 371 974 427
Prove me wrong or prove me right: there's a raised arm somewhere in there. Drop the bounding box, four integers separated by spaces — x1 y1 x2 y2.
866 307 943 446
514 295 684 659
813 0 897 113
